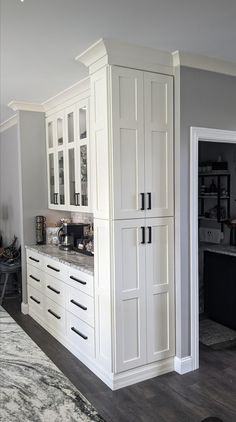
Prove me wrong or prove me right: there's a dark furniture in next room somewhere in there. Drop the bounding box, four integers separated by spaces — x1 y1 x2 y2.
204 251 236 330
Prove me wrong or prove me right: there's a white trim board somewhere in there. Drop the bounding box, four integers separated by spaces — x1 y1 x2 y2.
0 114 17 133
190 127 236 371
174 356 193 375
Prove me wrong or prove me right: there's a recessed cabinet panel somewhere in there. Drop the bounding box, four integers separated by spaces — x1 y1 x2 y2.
121 227 138 291
112 66 145 220
146 217 175 363
114 219 147 373
123 298 139 362
150 81 167 127
144 72 174 218
152 224 168 286
120 128 139 212
119 75 137 121
153 293 169 352
151 132 168 210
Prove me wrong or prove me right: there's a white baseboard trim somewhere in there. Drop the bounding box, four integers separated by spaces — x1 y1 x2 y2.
21 302 29 315
174 356 193 375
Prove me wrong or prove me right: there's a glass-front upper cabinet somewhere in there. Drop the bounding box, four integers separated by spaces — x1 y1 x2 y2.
77 100 90 209
46 113 67 209
65 100 90 211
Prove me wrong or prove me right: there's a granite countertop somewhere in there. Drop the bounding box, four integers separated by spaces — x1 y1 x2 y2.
26 245 94 275
200 243 236 258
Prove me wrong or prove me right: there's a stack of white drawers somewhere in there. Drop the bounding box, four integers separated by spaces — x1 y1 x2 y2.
26 249 95 359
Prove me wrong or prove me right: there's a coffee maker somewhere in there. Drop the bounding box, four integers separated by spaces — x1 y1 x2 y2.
58 222 90 251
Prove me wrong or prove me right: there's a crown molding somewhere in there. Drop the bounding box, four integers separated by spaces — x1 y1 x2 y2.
76 38 174 76
43 77 90 113
0 114 18 134
172 50 236 77
8 101 44 113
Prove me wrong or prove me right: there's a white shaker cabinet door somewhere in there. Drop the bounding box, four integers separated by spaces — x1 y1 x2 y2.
146 217 175 363
114 219 147 373
144 72 174 217
111 66 145 220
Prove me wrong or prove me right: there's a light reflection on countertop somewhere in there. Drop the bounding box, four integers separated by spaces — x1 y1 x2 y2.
26 244 94 275
199 242 236 257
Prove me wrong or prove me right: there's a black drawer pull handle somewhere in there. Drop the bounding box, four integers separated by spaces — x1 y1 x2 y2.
147 192 152 210
141 226 146 244
47 264 60 272
71 326 88 340
148 226 152 244
48 309 61 319
30 275 40 282
70 276 86 285
30 296 40 304
47 285 60 294
140 193 145 210
70 299 87 311
29 256 40 263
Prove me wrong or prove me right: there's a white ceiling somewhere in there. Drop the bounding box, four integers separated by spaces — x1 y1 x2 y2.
1 0 236 124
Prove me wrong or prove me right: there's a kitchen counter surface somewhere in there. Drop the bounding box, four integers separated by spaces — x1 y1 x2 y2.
200 243 236 257
26 245 94 275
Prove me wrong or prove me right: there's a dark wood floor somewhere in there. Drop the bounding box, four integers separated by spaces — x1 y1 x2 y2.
3 298 236 422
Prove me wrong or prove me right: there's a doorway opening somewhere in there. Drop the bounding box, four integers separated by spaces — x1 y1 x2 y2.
190 127 236 370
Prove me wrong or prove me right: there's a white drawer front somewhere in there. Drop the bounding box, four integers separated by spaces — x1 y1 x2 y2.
66 267 94 297
27 250 43 269
44 257 67 281
28 284 44 321
66 312 95 358
44 273 66 307
45 296 66 334
67 286 94 327
27 264 45 292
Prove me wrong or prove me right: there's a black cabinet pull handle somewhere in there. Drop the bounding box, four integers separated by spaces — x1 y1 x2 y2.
47 285 60 294
140 193 145 210
30 296 40 304
141 226 146 244
47 264 60 272
147 192 152 210
148 226 152 244
48 309 61 319
71 326 88 340
30 275 40 282
70 276 86 285
70 299 87 311
29 256 40 263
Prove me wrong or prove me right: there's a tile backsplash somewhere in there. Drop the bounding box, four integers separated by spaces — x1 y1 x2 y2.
71 212 93 225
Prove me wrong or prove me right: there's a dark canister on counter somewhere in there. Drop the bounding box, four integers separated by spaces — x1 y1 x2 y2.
35 216 46 244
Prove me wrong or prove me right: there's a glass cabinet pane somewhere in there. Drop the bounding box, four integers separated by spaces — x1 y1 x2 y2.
48 122 53 148
68 148 76 205
80 145 88 206
49 153 55 203
67 112 74 143
58 151 65 205
79 107 87 140
57 118 63 146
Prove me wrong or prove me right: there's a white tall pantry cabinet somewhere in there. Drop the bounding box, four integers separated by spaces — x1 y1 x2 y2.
78 40 175 389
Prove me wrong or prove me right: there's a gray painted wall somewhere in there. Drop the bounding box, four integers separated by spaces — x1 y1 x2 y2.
179 67 236 356
18 110 48 304
0 124 21 246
